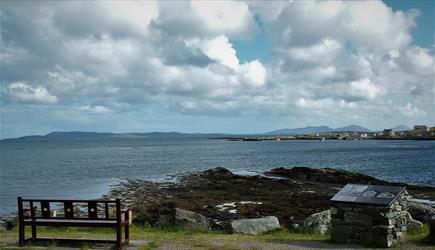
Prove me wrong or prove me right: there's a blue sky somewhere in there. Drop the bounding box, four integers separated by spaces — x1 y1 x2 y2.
1 0 434 138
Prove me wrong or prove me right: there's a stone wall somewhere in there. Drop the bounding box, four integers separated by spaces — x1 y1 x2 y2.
331 191 408 248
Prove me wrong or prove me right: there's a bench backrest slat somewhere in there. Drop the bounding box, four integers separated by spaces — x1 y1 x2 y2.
88 201 98 219
18 198 120 221
105 202 110 219
64 201 74 218
41 201 50 218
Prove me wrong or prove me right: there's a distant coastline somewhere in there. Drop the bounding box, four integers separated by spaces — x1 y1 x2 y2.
2 123 434 142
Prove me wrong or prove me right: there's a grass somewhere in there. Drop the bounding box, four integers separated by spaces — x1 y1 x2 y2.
0 223 430 249
406 224 430 242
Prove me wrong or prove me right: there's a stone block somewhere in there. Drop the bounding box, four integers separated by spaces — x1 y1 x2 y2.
331 225 352 243
344 211 372 228
359 231 373 246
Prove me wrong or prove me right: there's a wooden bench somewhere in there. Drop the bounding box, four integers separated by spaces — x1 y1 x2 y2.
17 197 130 249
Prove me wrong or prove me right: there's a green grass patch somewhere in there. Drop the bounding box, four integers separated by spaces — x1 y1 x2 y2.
0 223 429 249
406 224 430 242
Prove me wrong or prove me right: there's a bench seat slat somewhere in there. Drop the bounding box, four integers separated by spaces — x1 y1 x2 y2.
24 218 119 228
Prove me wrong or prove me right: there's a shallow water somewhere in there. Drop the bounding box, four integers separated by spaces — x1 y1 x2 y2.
1 138 434 215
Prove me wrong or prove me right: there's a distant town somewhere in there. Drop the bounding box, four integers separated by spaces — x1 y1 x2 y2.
226 124 435 141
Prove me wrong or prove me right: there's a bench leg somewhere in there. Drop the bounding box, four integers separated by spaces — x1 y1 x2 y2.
124 210 130 244
116 226 122 249
18 197 25 247
31 222 37 240
18 221 25 247
125 223 129 243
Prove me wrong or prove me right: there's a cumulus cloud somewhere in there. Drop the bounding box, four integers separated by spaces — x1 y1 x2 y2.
349 79 384 100
78 105 111 114
7 82 58 104
0 0 434 137
151 1 258 39
396 103 426 117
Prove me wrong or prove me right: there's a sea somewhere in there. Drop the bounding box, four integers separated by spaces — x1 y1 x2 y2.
1 138 434 216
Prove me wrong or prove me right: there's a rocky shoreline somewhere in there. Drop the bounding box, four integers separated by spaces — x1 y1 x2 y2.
105 167 435 232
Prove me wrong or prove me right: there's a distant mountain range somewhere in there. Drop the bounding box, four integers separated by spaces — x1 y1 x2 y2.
266 125 371 135
392 125 411 131
1 131 226 141
0 124 417 141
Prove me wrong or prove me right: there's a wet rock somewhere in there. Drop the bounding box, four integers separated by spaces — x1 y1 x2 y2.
200 167 235 180
266 167 388 185
108 167 435 229
303 209 331 234
408 202 435 223
231 216 280 235
173 208 208 231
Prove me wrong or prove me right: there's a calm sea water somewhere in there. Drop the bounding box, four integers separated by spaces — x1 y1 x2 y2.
1 138 434 216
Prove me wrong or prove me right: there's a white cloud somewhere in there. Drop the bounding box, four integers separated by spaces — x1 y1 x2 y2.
296 97 357 110
7 82 58 104
286 38 342 63
153 0 258 39
240 60 267 87
0 44 27 64
190 0 255 37
78 105 111 114
349 79 383 100
198 35 240 70
101 0 158 36
396 103 426 117
1 0 434 137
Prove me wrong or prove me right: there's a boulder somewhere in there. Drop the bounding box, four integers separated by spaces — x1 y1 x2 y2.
404 211 423 230
408 202 435 223
303 210 331 235
231 216 280 235
173 208 208 231
0 217 16 230
200 167 235 180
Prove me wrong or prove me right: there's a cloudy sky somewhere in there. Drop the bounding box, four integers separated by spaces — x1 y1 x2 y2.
1 0 434 138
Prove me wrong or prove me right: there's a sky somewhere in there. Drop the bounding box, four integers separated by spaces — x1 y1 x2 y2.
0 0 434 138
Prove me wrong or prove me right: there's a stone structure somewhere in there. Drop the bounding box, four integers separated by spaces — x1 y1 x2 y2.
330 184 408 248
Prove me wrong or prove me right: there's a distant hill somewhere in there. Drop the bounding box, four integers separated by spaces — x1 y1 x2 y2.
267 125 371 135
1 131 226 141
333 125 371 132
392 125 411 131
267 126 333 135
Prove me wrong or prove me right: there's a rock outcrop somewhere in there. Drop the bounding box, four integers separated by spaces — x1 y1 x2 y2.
0 217 15 230
303 209 331 235
231 216 280 235
108 167 435 230
408 202 435 223
266 167 388 185
173 208 209 231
